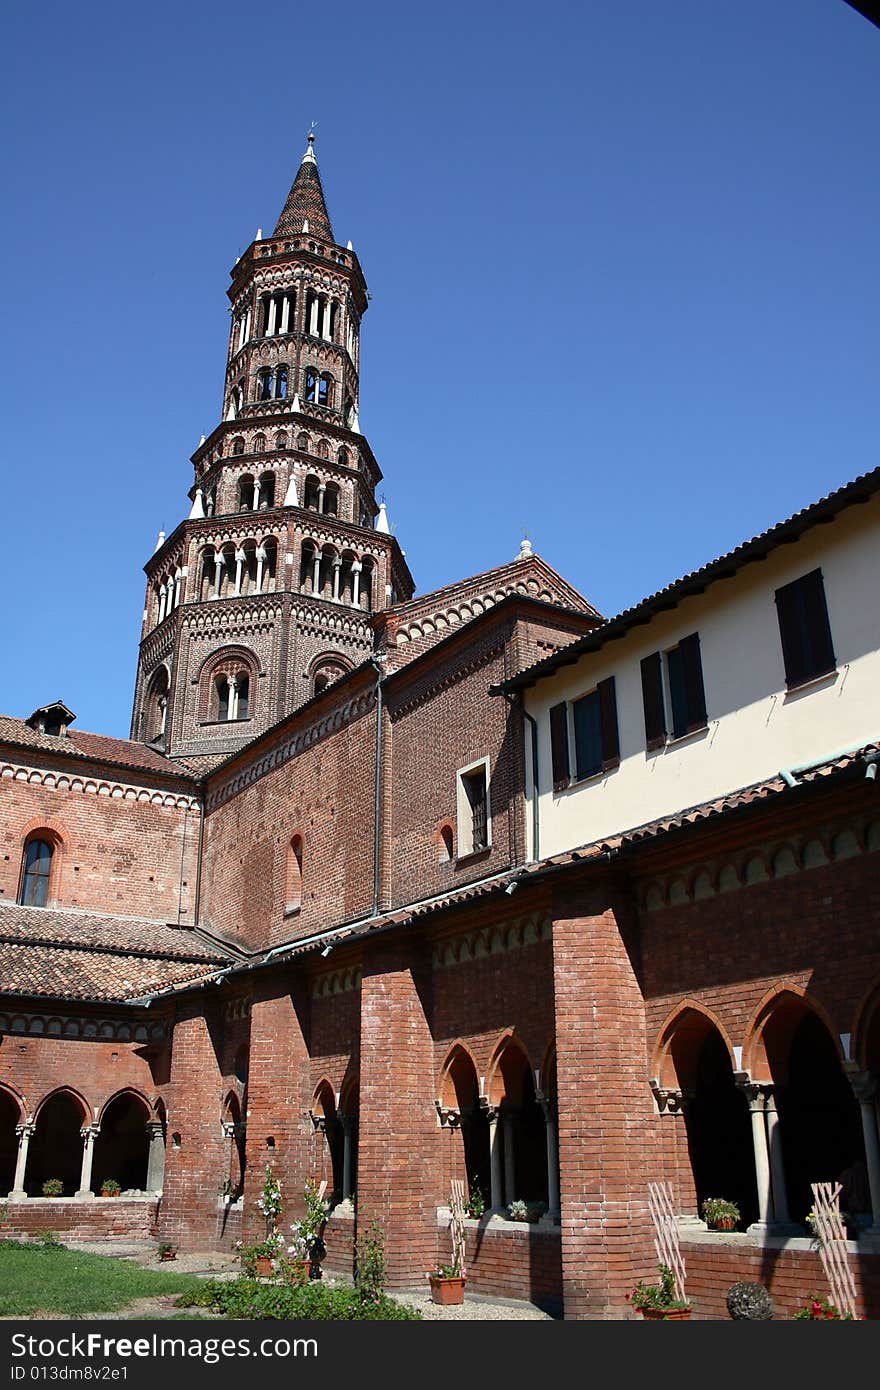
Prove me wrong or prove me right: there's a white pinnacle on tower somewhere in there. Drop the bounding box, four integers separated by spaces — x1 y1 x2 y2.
375 503 391 534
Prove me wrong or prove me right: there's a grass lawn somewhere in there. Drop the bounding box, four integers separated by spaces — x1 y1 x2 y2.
0 1240 203 1317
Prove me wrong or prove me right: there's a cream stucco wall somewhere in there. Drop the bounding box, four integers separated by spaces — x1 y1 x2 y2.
524 494 880 860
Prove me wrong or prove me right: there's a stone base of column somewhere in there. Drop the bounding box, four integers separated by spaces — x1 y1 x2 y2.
74 1190 96 1200
539 1211 561 1227
677 1214 706 1231
333 1198 355 1216
746 1220 803 1241
7 1190 27 1202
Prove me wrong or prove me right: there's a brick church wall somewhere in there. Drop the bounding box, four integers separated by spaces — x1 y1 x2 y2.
0 767 199 922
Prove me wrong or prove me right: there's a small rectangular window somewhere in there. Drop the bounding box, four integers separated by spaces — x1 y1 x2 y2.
572 677 619 781
774 569 836 688
456 760 491 857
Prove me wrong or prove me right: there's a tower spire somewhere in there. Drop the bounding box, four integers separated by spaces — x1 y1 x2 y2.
273 130 334 242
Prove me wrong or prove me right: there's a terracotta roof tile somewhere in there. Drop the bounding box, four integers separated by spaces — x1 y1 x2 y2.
0 716 196 781
0 941 223 1003
0 902 228 961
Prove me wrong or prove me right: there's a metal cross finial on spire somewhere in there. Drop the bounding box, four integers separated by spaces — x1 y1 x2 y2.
302 123 318 165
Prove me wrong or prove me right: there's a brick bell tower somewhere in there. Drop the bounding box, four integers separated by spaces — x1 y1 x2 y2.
131 134 414 761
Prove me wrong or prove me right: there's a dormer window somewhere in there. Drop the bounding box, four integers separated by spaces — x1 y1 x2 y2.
26 702 75 738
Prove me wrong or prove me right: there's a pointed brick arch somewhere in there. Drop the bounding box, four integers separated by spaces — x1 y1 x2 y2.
652 1000 736 1091
743 984 842 1083
486 1032 534 1107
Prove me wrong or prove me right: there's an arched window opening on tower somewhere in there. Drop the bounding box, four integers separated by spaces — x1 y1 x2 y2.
214 672 251 723
145 667 170 743
299 541 319 594
258 472 275 509
253 433 266 453
238 474 255 511
303 476 322 512
258 367 273 401
228 386 242 420
323 482 339 517
337 446 350 468
297 432 310 452
276 365 288 400
260 538 278 593
232 437 245 457
260 289 296 338
359 557 375 613
18 836 56 908
305 368 318 404
285 834 304 914
275 432 287 451
318 373 332 407
200 548 216 601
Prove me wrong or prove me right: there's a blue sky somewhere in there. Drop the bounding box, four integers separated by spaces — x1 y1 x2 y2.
1 1 877 737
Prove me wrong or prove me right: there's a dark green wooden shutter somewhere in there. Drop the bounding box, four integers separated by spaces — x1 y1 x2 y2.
597 676 620 768
549 701 570 790
640 652 666 750
775 569 835 687
679 632 707 732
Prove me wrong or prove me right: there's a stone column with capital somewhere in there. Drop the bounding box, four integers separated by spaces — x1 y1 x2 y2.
764 1090 799 1232
76 1124 100 1199
483 1103 503 1212
9 1122 34 1200
146 1120 166 1193
737 1077 774 1231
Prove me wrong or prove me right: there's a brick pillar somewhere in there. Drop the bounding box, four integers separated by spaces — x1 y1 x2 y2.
241 977 312 1244
552 881 655 1319
159 1002 226 1247
358 937 438 1287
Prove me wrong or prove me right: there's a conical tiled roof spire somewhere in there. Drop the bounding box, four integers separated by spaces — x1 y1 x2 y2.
273 132 334 242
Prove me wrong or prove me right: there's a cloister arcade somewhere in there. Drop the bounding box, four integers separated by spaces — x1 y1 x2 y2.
437 1038 559 1218
652 987 880 1232
0 1088 166 1199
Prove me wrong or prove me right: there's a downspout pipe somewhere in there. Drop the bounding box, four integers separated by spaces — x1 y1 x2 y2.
370 657 386 917
498 690 540 863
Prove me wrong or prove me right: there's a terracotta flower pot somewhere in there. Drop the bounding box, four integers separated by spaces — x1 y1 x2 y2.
711 1217 736 1232
254 1256 275 1277
285 1259 310 1285
429 1275 466 1305
639 1307 692 1320
159 1250 177 1262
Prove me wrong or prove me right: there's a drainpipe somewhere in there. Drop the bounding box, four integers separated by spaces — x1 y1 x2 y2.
498 690 540 863
779 739 880 788
193 788 206 925
370 657 386 917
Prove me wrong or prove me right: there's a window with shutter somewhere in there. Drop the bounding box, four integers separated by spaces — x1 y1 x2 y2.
774 569 836 688
572 678 620 780
549 702 570 790
640 652 666 750
666 633 707 738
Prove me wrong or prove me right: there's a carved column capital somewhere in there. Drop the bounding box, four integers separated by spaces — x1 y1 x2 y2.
15 1122 35 1140
434 1100 461 1129
847 1070 877 1106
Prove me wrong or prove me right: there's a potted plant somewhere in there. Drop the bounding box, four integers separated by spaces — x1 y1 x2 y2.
157 1241 178 1262
100 1179 121 1198
241 1233 282 1277
428 1260 467 1304
628 1263 692 1319
41 1178 64 1197
288 1178 329 1280
701 1197 740 1232
465 1184 486 1219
